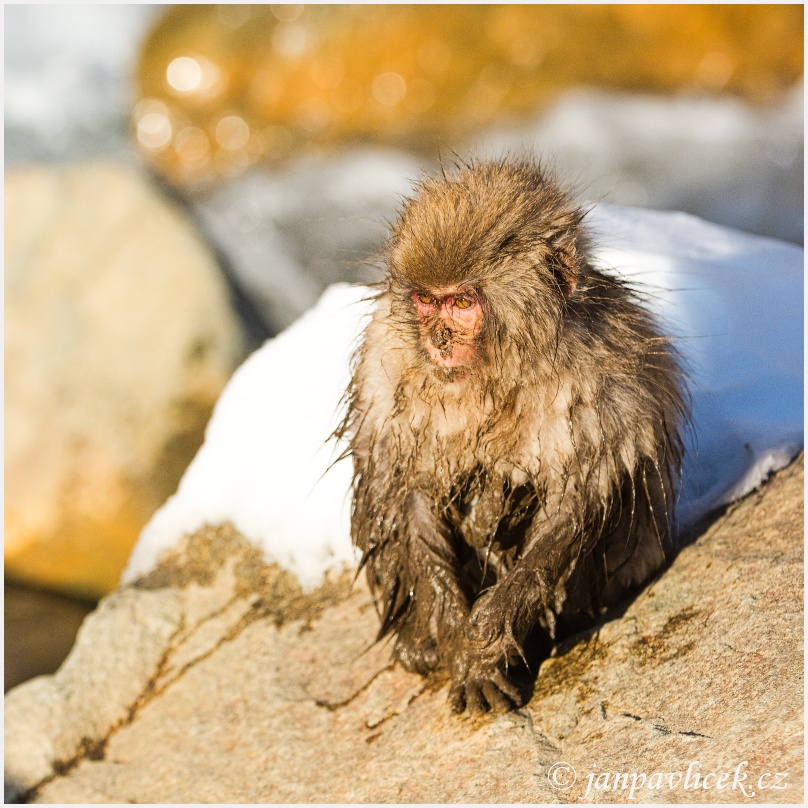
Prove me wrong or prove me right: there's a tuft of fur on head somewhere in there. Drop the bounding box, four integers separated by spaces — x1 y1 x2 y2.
388 157 587 292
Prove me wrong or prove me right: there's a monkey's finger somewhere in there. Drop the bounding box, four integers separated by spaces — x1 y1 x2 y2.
449 685 467 713
490 669 523 706
465 682 490 715
481 680 513 713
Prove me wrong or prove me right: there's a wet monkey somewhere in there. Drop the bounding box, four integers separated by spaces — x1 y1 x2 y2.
338 158 687 713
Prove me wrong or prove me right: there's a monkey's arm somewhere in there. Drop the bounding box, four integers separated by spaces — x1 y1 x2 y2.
449 457 675 713
358 484 472 675
448 516 583 713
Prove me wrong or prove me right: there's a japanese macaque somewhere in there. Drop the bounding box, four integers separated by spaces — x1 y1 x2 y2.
337 158 687 714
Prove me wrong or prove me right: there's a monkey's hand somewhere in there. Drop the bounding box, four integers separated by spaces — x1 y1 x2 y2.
447 592 525 714
448 651 524 714
396 582 471 676
394 617 439 676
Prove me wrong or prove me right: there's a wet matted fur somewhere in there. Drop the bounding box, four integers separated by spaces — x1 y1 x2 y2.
337 157 688 714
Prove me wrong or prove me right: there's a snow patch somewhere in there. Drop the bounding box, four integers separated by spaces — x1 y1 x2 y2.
126 284 374 590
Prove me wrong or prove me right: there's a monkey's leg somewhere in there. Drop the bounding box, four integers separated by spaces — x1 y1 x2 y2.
366 490 471 676
599 463 672 606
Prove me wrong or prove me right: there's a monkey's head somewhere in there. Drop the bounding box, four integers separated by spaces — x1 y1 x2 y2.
385 158 589 383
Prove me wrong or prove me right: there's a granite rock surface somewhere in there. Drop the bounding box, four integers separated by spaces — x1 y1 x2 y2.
5 458 802 804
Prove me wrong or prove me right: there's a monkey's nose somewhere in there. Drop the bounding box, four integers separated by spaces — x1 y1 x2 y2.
430 326 455 359
431 326 451 347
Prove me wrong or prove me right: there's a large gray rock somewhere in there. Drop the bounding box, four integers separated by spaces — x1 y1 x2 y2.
4 162 246 598
4 459 803 803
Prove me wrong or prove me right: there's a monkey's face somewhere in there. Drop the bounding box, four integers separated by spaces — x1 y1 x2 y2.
386 160 589 384
411 286 484 372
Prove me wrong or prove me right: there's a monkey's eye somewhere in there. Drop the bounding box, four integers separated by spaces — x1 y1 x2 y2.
455 296 472 309
417 293 434 305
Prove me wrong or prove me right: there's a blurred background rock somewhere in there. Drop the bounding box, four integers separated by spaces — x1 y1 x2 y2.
5 162 246 598
4 4 803 690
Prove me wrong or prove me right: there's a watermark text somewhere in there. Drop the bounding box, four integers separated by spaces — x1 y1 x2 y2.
546 761 788 800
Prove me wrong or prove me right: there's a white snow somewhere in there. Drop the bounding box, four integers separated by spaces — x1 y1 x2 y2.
124 205 803 589
125 283 374 590
587 205 803 527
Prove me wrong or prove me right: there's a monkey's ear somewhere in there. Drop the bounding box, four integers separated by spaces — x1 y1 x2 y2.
547 239 579 298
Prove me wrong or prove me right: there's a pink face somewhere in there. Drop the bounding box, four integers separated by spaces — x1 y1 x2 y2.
411 286 485 370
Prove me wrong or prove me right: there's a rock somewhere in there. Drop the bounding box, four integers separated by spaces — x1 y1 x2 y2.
4 458 802 803
4 162 246 598
4 586 182 799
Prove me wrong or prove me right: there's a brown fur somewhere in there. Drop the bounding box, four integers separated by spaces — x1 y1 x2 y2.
337 157 687 713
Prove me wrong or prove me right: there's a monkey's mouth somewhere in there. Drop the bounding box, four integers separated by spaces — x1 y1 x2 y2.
432 365 469 383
